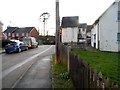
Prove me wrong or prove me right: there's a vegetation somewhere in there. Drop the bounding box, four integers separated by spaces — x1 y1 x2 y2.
1 39 11 47
0 48 2 50
73 48 120 86
51 54 74 88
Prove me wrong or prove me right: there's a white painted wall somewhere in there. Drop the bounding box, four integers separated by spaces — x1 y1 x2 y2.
80 28 86 39
0 22 3 32
62 27 78 43
118 1 120 51
91 2 120 52
91 23 99 49
99 2 118 52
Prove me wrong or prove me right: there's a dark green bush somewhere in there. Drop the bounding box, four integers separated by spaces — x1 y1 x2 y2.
1 39 11 47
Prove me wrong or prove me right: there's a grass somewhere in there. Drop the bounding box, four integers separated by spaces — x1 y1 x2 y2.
73 48 120 86
51 54 74 88
0 48 4 50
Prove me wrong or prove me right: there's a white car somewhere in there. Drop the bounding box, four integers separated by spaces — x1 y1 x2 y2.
22 37 38 48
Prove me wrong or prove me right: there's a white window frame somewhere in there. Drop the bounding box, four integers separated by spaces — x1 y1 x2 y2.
8 33 11 36
22 33 25 36
12 33 15 37
16 33 19 37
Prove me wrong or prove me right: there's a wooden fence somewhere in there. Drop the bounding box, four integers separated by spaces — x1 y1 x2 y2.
60 44 119 89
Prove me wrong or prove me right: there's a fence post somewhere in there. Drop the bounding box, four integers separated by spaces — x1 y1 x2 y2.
67 46 71 73
112 82 118 90
104 77 110 89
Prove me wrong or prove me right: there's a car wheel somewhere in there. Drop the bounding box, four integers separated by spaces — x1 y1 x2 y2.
18 48 21 53
36 45 38 48
6 51 10 54
26 47 28 50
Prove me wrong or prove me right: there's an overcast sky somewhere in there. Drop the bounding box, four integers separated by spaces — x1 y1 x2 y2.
0 0 115 35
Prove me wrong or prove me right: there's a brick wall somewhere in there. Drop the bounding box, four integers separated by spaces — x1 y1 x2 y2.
30 28 39 38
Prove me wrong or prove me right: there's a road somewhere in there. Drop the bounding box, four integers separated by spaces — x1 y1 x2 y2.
1 45 55 88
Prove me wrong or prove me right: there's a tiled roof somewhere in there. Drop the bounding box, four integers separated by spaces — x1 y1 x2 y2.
87 25 92 32
61 16 79 28
13 27 34 33
4 27 35 33
4 27 18 33
78 23 87 28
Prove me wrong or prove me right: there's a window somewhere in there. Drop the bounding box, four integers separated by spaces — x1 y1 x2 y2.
118 11 120 20
26 33 29 37
117 33 120 41
12 33 15 37
8 33 11 36
22 33 25 36
16 33 19 36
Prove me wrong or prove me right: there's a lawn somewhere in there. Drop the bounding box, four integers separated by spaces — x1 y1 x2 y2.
73 48 120 86
51 54 74 88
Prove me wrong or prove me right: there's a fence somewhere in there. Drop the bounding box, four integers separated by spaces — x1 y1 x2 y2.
60 44 119 89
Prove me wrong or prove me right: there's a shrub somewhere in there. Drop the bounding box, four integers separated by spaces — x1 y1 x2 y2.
1 39 11 47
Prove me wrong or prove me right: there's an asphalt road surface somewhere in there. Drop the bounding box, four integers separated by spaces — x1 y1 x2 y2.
1 45 55 88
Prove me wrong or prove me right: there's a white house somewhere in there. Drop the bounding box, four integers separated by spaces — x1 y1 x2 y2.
78 23 87 40
78 23 92 44
91 0 120 52
61 16 79 43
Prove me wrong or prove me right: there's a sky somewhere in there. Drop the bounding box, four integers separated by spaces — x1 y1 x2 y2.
0 0 115 35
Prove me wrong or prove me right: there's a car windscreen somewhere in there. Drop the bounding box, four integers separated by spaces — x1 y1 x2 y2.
7 42 17 46
22 38 31 43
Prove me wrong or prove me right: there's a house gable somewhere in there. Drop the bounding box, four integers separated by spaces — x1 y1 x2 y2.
29 27 39 38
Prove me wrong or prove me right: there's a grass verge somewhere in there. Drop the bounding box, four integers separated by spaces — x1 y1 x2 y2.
73 48 120 86
51 54 74 88
0 48 4 50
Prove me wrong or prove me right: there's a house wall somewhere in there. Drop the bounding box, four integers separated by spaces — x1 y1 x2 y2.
99 2 118 52
62 27 78 43
0 22 3 40
0 22 3 32
30 28 39 38
80 28 86 39
91 23 99 49
118 1 120 51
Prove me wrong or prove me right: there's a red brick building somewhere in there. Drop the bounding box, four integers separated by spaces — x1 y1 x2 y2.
4 27 39 39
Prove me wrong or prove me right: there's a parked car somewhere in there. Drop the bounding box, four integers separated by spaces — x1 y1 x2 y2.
5 40 28 53
22 37 38 48
79 38 86 43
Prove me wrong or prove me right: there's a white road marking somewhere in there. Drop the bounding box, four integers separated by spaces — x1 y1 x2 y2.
0 45 53 80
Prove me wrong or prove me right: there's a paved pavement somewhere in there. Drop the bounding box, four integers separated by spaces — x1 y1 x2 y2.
14 55 52 89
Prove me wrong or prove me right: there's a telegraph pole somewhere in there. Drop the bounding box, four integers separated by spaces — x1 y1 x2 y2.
55 0 60 64
40 12 50 36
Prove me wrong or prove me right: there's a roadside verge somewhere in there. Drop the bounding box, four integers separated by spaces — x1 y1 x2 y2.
51 54 74 89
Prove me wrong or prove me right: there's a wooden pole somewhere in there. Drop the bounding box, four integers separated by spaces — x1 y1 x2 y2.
55 0 60 64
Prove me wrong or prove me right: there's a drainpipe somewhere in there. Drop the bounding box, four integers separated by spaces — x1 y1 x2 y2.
98 21 100 50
